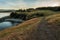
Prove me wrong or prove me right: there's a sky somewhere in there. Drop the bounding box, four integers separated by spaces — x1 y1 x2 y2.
0 0 60 9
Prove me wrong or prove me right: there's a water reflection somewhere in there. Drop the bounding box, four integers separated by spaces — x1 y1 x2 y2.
0 13 24 30
0 13 10 18
0 19 23 30
0 22 13 30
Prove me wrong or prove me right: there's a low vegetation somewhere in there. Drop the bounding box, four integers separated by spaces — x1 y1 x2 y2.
0 18 41 39
0 7 60 40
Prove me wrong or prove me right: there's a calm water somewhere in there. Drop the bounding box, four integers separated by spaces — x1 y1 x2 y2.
0 13 12 30
0 13 23 30
0 12 10 18
0 22 13 30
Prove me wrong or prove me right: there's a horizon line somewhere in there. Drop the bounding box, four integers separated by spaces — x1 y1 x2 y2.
0 6 60 10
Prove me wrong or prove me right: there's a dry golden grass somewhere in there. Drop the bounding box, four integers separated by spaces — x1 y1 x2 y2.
0 17 41 39
46 14 60 23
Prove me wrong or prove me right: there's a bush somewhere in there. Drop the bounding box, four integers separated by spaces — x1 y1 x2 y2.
10 12 27 20
10 12 16 17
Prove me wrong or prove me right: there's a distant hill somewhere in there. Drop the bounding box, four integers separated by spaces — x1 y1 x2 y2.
36 6 60 11
15 6 60 12
0 9 16 13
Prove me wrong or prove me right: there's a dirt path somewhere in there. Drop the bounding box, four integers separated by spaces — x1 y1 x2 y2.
0 17 59 40
36 17 56 40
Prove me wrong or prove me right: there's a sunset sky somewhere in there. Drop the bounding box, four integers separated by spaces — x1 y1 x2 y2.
0 0 60 9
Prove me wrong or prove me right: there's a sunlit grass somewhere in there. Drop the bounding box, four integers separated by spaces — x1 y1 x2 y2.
46 14 60 23
0 17 41 38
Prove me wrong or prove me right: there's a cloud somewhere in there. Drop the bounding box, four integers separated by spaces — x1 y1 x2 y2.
32 0 59 8
0 0 29 9
0 0 59 9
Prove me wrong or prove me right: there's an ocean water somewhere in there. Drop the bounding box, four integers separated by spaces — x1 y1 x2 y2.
0 22 13 30
0 13 10 18
0 13 11 30
0 13 23 30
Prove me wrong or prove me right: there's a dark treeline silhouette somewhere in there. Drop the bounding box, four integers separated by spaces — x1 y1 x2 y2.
16 9 26 12
26 8 35 12
10 12 45 20
16 8 35 12
10 12 27 20
16 6 60 12
36 6 60 11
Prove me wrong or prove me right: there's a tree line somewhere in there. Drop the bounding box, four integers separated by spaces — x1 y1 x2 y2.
16 6 60 12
